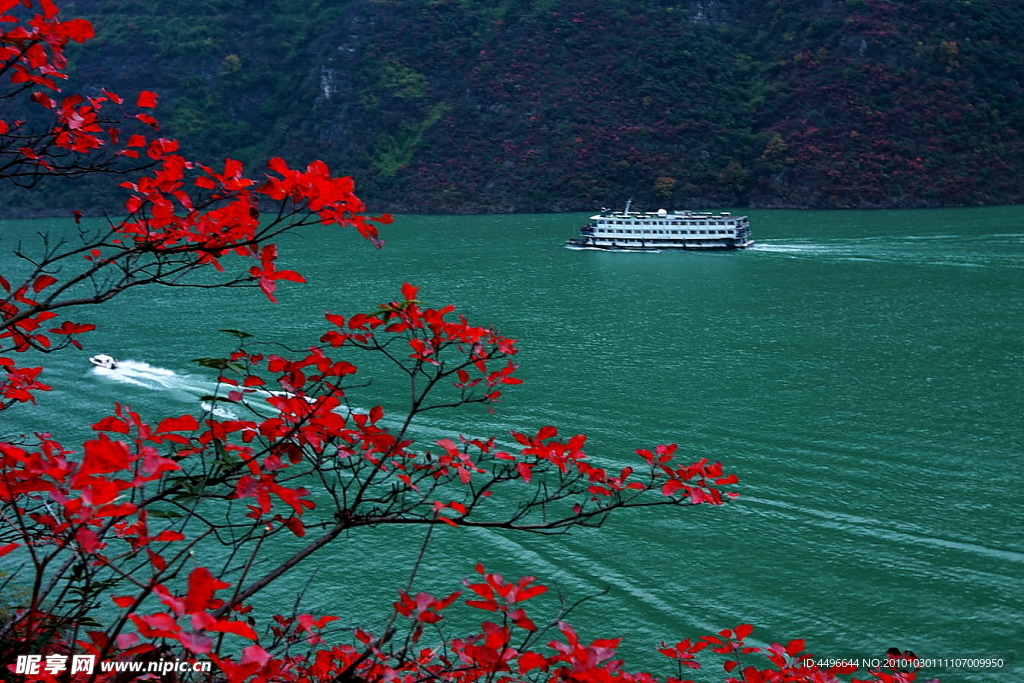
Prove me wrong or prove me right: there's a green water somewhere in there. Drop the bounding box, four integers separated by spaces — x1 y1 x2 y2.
2 207 1021 681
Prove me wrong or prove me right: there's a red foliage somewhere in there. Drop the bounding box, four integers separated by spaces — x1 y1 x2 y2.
0 4 932 683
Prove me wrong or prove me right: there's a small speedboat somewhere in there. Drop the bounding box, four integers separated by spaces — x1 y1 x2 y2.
89 354 118 370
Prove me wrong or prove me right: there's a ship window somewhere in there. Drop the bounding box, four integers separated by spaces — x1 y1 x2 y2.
700 230 707 234
671 230 678 234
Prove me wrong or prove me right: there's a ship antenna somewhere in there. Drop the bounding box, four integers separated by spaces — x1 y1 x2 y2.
624 198 632 214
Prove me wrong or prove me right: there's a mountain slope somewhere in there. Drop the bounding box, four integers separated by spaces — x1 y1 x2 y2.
21 0 1024 213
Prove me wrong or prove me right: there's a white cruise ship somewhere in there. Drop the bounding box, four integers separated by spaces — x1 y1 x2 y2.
566 203 753 251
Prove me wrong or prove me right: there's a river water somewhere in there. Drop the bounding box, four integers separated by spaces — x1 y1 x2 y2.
1 207 1021 681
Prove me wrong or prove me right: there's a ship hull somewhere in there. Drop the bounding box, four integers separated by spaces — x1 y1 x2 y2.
565 238 753 251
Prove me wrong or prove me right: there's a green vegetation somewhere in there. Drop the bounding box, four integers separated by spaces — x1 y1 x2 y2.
10 0 1024 214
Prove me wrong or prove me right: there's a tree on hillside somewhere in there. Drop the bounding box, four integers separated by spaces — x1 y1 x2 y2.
1 3 933 683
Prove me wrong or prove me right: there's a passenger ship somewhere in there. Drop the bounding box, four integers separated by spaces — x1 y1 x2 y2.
565 202 753 251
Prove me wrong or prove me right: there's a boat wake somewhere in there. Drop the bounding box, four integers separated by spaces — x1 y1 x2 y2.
752 242 842 256
200 401 238 420
90 359 236 416
742 495 1024 565
89 359 354 421
90 359 184 390
753 236 1019 268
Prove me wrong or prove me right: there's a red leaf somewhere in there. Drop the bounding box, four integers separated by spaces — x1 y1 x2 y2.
401 282 419 301
297 614 339 631
39 0 58 19
130 612 180 638
185 567 231 614
92 415 130 433
742 666 763 683
147 549 167 571
157 415 199 433
176 631 213 654
32 274 57 293
283 517 305 537
661 479 685 496
136 91 159 108
30 92 56 109
205 619 258 641
135 113 159 129
61 18 95 42
518 651 548 673
515 583 547 602
76 435 131 477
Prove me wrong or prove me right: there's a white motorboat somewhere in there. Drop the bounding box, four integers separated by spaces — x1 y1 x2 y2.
89 354 118 370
